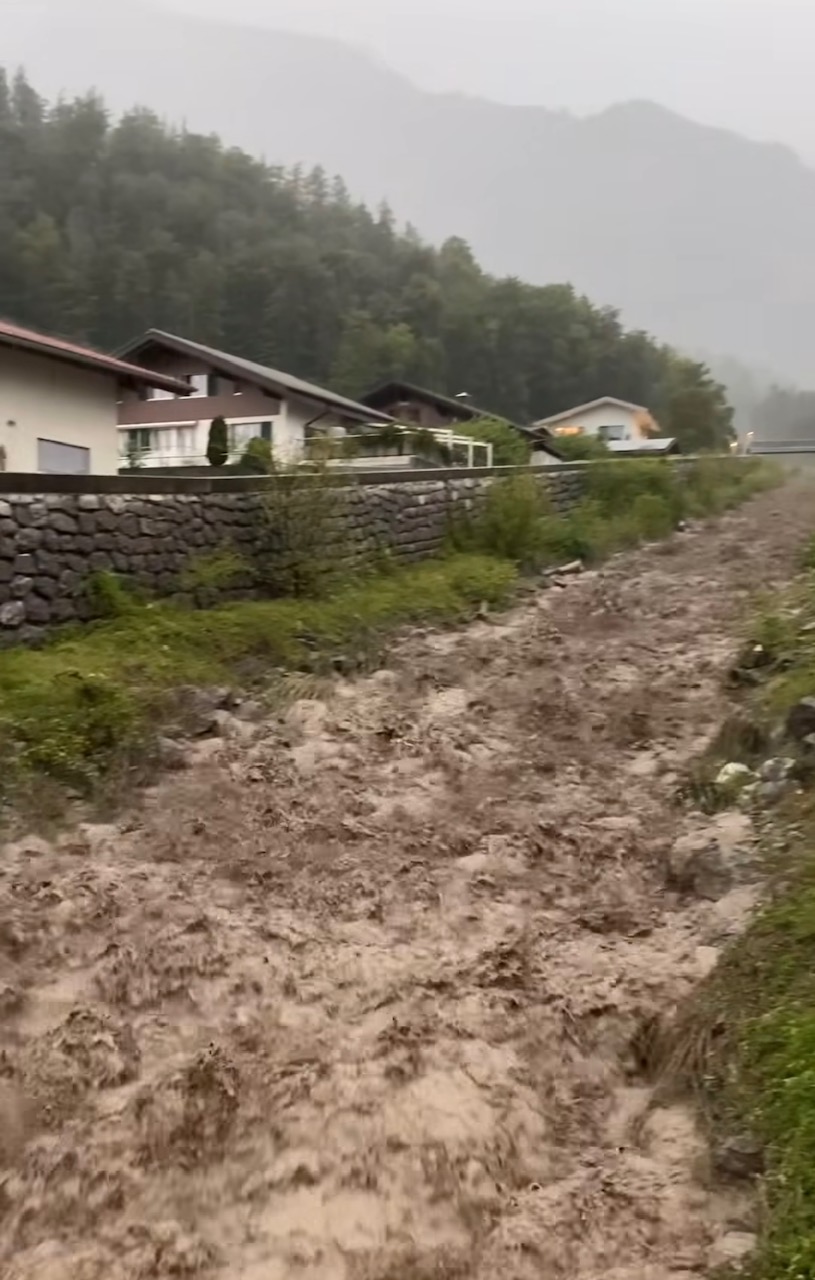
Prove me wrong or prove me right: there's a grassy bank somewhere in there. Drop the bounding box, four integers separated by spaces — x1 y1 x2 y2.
0 554 516 799
0 457 778 808
669 557 815 1280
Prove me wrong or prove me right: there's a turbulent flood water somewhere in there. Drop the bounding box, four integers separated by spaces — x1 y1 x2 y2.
1 485 811 1280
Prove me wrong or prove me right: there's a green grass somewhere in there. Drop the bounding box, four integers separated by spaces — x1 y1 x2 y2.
687 827 815 1280
740 578 815 717
0 554 516 798
669 553 815 1280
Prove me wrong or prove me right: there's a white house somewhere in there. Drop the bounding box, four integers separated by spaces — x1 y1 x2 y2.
0 319 190 474
528 397 678 461
531 397 660 445
116 330 393 467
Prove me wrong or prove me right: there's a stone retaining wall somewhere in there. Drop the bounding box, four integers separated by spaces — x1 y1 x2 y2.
0 466 586 640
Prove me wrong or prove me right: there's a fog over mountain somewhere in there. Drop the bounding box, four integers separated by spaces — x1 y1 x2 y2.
121 0 815 160
3 0 814 383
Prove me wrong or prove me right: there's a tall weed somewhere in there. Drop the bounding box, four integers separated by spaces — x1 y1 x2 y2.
259 462 353 597
448 473 552 567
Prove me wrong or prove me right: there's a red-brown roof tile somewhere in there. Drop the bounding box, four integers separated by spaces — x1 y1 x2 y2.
0 320 190 394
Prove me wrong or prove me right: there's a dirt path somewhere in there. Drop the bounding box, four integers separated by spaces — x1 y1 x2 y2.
1 485 811 1280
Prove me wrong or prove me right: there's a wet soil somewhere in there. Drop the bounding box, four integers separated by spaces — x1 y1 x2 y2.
0 485 811 1280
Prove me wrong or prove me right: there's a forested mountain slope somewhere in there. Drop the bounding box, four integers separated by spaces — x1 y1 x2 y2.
3 0 814 380
0 69 732 447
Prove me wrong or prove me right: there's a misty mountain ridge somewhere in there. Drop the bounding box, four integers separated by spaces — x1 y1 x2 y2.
3 0 814 382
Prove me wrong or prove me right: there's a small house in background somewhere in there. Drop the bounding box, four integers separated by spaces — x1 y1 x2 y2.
529 396 677 458
362 380 513 431
361 380 561 461
0 319 189 474
116 330 393 468
532 396 659 443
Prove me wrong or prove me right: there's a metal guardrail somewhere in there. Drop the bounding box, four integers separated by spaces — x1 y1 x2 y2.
747 441 815 454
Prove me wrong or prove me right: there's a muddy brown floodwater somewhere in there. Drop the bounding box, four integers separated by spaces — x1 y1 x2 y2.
0 484 812 1280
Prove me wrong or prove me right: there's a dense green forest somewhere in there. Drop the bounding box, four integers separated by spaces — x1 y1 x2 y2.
0 69 733 448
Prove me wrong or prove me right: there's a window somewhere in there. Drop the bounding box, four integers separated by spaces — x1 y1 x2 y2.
175 426 197 455
126 428 154 454
597 424 627 442
229 421 273 450
128 427 150 453
207 372 221 397
189 373 208 397
37 439 91 475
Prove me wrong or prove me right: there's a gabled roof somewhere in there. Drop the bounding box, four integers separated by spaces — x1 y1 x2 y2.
117 330 393 425
0 319 190 394
361 380 561 457
531 396 651 432
363 380 523 429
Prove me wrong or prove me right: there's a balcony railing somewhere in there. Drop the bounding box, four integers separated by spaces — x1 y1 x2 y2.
315 424 493 469
120 424 494 470
119 448 245 469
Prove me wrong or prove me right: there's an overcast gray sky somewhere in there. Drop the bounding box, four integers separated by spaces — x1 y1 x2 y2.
157 0 814 156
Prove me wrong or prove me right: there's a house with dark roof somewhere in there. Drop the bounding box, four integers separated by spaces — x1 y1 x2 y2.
360 381 554 453
116 330 393 467
360 380 561 459
0 319 189 474
361 381 518 430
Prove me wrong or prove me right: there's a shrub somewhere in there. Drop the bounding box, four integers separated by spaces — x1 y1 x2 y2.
239 437 274 474
3 669 144 784
449 473 551 567
583 459 684 523
534 512 590 563
449 466 687 571
410 428 453 466
538 501 642 565
85 571 142 618
179 548 250 593
684 456 779 517
258 460 353 597
207 416 229 468
455 417 531 467
629 492 676 540
447 455 778 571
552 434 610 461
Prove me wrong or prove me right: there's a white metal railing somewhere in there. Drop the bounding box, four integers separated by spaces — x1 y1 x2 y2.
337 424 493 468
119 449 249 468
119 424 494 470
